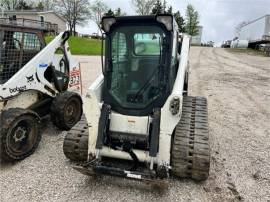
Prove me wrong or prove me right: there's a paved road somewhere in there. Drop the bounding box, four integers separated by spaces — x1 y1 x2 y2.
1 47 269 202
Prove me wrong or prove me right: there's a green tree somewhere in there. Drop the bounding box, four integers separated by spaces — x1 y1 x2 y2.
184 4 199 36
36 2 44 10
174 11 185 33
104 9 114 16
39 0 57 11
16 0 33 10
151 0 163 14
56 0 91 35
151 0 170 14
104 8 125 17
131 0 156 15
0 0 19 10
166 5 172 14
162 0 167 12
114 8 126 16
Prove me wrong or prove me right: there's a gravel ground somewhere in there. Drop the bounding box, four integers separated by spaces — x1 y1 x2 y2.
1 47 270 202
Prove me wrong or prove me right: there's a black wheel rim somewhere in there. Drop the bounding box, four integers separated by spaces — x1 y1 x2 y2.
6 116 38 156
64 97 81 126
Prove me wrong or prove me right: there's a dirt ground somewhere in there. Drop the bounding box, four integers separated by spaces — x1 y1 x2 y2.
1 47 269 202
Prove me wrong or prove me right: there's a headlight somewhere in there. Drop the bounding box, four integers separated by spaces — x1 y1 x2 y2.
102 17 116 32
156 15 173 31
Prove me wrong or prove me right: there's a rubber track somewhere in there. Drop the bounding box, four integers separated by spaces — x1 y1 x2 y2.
0 108 41 161
63 115 89 161
51 91 82 131
171 96 210 181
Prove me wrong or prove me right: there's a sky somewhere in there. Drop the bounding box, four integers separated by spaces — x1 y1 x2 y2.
78 0 270 43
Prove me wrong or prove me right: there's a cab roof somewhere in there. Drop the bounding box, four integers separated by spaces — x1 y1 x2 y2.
0 18 57 33
102 14 176 33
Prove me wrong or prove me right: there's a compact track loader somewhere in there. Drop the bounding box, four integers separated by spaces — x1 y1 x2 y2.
0 18 82 161
64 14 210 183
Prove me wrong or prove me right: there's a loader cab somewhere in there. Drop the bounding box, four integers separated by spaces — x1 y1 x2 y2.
0 24 46 84
102 15 180 116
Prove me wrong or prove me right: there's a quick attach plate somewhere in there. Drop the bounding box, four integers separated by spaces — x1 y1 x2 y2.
73 159 169 189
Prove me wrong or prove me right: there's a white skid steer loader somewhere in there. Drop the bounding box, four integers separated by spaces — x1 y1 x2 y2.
0 19 82 161
63 14 210 183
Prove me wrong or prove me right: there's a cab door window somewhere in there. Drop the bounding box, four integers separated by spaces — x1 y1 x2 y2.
110 32 128 101
0 31 43 84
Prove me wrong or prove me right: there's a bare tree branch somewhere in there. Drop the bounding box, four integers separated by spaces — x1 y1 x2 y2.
90 0 108 32
131 0 156 15
1 0 20 10
56 0 90 35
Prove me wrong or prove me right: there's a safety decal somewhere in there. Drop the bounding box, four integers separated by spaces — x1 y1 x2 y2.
69 69 81 87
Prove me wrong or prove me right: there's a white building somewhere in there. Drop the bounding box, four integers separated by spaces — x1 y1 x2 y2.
238 15 270 42
2 10 66 33
191 26 203 45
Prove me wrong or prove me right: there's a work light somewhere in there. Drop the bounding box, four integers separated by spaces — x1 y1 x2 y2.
156 15 173 31
102 17 116 32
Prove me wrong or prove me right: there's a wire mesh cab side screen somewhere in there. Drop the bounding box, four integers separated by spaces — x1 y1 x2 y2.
0 30 4 84
0 29 42 84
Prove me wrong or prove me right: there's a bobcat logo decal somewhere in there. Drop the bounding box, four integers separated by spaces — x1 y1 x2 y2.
26 75 34 83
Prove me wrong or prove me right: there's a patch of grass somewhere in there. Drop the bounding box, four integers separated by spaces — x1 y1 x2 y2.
45 36 101 55
226 48 267 57
135 41 161 55
145 43 160 54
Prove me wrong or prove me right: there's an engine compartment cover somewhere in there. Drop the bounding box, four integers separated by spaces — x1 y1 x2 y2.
109 112 150 135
